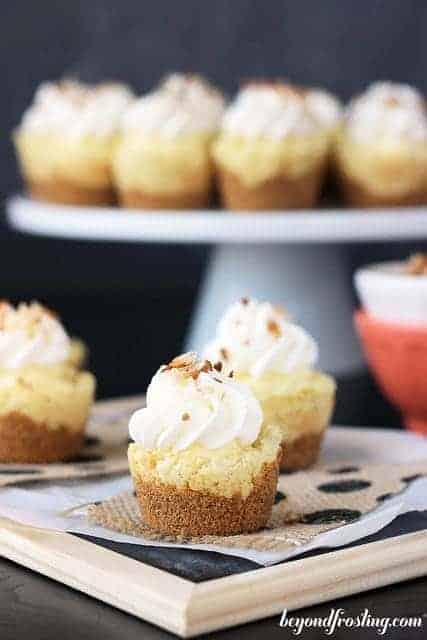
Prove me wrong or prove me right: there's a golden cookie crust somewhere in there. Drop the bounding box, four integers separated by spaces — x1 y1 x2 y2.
216 165 325 210
28 179 116 206
133 461 278 537
336 167 427 207
279 431 324 472
0 411 84 463
118 187 211 210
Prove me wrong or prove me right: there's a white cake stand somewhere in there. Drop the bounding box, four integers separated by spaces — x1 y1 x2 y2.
7 195 427 377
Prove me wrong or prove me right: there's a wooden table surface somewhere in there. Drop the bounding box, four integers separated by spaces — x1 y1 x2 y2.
0 554 426 640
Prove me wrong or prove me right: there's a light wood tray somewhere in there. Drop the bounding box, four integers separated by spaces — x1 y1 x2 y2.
0 517 426 637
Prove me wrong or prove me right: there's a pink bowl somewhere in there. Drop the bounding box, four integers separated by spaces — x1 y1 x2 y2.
355 309 427 436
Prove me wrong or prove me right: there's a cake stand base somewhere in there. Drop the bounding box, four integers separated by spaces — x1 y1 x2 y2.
186 244 364 377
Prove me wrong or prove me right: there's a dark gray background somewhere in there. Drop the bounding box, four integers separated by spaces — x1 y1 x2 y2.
1 0 425 417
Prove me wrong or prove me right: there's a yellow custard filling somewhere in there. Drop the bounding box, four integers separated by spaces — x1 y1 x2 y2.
237 370 336 443
212 132 329 186
113 133 214 194
335 130 427 196
14 132 118 188
128 423 281 499
0 364 95 432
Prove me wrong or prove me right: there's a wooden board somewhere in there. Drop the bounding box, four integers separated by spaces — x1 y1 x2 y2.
0 515 426 637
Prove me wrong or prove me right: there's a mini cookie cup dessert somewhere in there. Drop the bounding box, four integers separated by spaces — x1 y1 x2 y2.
128 353 281 536
204 298 336 471
335 82 427 207
14 79 133 205
212 82 341 210
0 301 95 463
113 74 225 209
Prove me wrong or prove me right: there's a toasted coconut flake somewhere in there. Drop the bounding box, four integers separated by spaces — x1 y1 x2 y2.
267 319 282 337
244 80 306 100
405 253 427 275
164 352 198 371
273 303 290 319
190 359 213 379
163 353 215 380
385 96 399 108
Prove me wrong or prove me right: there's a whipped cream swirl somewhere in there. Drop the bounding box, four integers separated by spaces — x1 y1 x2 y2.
345 82 427 143
120 73 225 137
221 83 339 139
0 301 71 369
204 298 318 377
19 79 134 138
305 89 342 129
129 353 263 450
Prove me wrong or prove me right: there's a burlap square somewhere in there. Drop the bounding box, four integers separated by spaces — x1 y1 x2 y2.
87 460 427 552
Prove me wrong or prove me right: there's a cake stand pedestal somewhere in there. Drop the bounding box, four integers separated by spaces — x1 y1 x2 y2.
8 195 427 377
188 243 359 375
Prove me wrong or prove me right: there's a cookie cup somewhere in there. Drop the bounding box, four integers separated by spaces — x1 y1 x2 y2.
113 134 214 209
212 133 329 210
238 371 336 471
128 424 281 536
13 132 118 205
0 364 95 463
334 132 427 207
